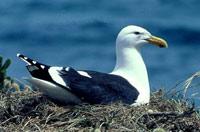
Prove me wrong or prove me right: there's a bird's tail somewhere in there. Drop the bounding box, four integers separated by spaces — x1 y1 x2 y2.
17 53 52 82
17 53 50 71
17 53 48 66
17 53 38 65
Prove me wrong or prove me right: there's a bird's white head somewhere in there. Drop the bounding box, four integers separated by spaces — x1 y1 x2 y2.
112 25 168 105
116 25 168 49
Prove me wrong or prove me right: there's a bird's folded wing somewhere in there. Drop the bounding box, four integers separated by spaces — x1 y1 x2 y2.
58 68 139 104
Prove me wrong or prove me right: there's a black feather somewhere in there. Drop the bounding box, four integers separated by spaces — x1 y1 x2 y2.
59 68 139 104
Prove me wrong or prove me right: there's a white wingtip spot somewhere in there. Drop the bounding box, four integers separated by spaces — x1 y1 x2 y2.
65 67 70 71
40 65 45 69
32 61 37 64
17 53 21 57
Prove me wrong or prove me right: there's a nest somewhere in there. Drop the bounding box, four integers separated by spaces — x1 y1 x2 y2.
0 90 199 131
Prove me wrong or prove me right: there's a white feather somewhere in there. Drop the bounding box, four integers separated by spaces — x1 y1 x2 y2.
40 65 45 69
25 77 81 104
48 67 68 88
32 61 37 64
77 71 92 78
110 25 151 105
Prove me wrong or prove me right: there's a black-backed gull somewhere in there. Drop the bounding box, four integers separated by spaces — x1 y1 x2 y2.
17 25 168 106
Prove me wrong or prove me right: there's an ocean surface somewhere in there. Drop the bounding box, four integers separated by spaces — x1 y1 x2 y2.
0 0 200 106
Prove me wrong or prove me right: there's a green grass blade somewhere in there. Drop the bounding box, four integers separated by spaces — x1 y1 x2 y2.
0 56 2 68
1 59 11 71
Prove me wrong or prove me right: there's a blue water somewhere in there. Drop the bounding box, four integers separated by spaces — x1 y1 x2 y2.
0 0 200 105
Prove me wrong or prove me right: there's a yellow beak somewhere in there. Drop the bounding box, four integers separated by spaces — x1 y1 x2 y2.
146 36 168 48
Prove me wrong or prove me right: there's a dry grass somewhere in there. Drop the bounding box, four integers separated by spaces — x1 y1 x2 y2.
0 89 199 132
184 71 200 98
0 71 200 131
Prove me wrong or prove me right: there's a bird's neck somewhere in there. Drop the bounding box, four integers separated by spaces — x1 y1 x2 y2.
111 46 150 104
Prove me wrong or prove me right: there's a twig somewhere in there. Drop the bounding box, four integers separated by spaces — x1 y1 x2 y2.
44 112 55 126
119 126 133 132
34 124 42 132
138 107 195 122
22 118 33 130
0 115 20 125
51 121 69 127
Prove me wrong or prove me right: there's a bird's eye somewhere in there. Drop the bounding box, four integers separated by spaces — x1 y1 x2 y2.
134 32 140 35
